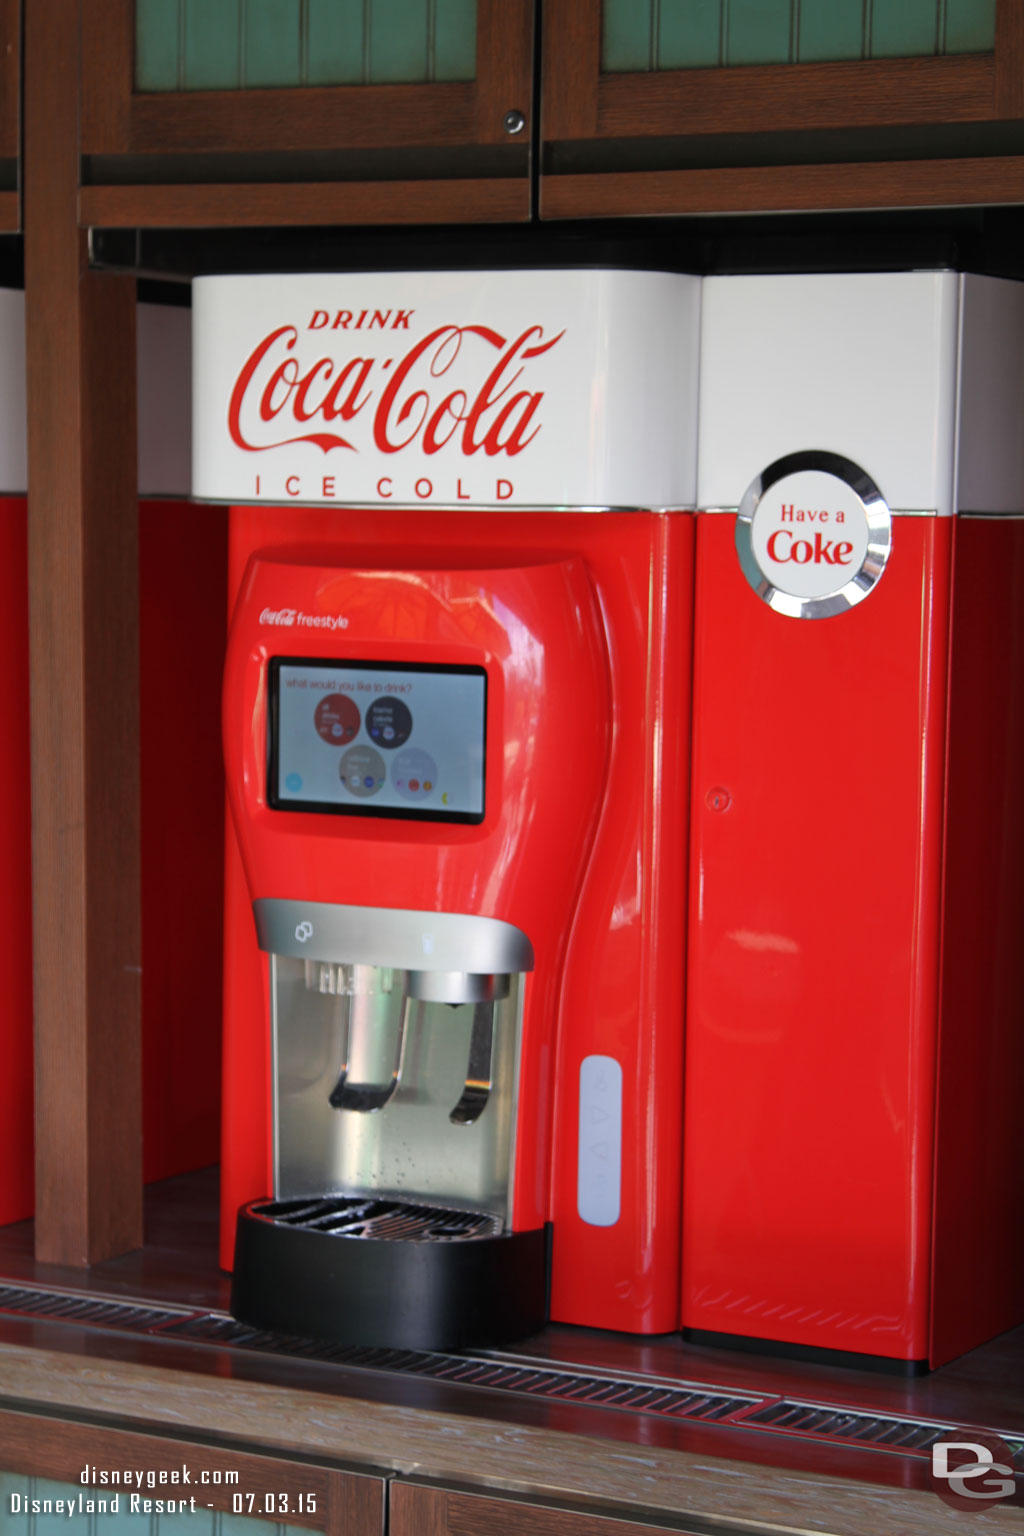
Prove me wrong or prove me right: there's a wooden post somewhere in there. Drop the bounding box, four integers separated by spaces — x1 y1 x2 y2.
23 0 143 1263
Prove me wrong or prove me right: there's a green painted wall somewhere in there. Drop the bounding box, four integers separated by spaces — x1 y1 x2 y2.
602 0 996 70
136 0 477 91
0 1472 311 1536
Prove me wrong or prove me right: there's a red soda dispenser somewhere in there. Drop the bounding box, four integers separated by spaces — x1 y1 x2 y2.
684 272 1024 1371
197 268 700 1345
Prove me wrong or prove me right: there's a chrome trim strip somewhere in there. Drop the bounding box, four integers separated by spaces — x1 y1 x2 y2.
255 899 534 973
192 496 696 515
505 975 526 1229
270 953 281 1192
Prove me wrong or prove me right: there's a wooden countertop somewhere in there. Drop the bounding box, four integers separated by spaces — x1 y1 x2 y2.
0 1169 1021 1535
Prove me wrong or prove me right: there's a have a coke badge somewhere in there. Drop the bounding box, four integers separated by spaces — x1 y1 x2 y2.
736 450 892 619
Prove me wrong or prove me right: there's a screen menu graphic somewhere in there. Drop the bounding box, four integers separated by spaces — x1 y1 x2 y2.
270 659 487 822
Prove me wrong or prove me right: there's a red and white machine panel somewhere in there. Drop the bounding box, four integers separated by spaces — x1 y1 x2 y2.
685 272 1024 1370
200 268 700 1336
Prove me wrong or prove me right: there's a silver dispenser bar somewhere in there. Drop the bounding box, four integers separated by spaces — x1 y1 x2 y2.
254 901 534 1227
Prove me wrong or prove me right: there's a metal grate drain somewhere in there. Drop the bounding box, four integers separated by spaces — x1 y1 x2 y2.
0 1282 192 1331
250 1195 503 1242
747 1399 1024 1463
161 1312 761 1421
0 1280 1021 1472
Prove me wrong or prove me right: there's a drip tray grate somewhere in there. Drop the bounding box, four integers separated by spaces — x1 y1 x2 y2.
250 1195 504 1242
0 1281 1022 1474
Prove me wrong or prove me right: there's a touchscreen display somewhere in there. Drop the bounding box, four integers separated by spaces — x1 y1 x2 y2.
269 658 487 823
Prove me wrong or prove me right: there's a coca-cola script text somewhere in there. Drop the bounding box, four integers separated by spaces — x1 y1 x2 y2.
227 321 565 459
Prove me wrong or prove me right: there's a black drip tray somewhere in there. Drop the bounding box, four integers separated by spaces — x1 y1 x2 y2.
233 1198 548 1351
252 1195 504 1243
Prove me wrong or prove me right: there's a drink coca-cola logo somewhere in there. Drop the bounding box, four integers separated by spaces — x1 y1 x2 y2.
227 312 566 462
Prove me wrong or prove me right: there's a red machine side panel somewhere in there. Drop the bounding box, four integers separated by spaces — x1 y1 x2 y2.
548 512 693 1334
683 514 952 1363
140 500 228 1183
220 508 278 1266
0 497 33 1224
930 517 1024 1367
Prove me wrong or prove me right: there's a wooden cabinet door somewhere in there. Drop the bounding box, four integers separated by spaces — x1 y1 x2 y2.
79 0 534 228
540 0 1024 217
391 1481 731 1536
0 1407 385 1536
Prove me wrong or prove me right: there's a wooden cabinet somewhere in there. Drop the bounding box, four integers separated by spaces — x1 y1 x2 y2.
79 0 534 228
540 0 1024 217
0 1408 385 1536
73 0 1024 229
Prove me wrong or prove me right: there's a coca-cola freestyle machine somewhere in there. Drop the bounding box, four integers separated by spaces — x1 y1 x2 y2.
196 269 700 1347
685 272 1024 1371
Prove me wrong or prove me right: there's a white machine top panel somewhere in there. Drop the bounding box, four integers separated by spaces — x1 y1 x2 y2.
191 269 700 510
698 271 962 517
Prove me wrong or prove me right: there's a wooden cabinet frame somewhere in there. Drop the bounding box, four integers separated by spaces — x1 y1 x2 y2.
0 0 18 230
0 1408 386 1536
540 0 1024 216
79 0 534 225
83 0 533 153
543 0 1024 142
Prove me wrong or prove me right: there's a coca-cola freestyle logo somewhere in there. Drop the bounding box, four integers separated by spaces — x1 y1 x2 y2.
226 307 565 502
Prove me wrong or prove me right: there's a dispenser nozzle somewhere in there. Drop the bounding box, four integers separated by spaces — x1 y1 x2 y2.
405 971 510 1006
449 1000 496 1126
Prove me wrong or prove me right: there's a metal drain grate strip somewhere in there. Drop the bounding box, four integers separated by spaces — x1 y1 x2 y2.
156 1312 758 1421
0 1281 1021 1471
745 1401 1024 1467
0 1283 189 1332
